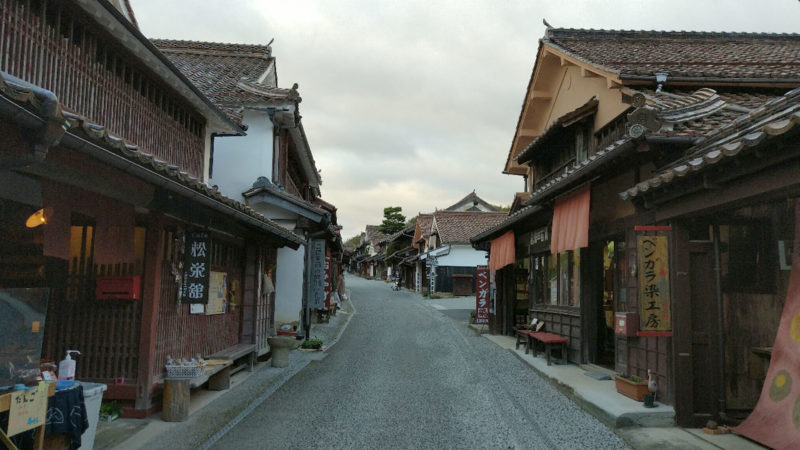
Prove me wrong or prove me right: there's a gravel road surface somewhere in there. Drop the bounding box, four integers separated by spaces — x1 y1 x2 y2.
212 275 629 449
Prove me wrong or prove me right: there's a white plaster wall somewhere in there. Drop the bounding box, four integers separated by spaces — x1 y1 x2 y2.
274 244 305 326
436 245 489 267
209 109 274 200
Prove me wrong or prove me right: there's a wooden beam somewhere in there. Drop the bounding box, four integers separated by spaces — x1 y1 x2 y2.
581 67 600 78
607 78 622 89
529 90 552 101
135 213 165 411
518 129 539 138
560 56 573 67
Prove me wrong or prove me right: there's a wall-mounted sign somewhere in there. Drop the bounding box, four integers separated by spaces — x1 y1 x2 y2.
308 239 326 309
476 265 489 324
531 226 550 245
181 231 210 304
324 252 332 309
637 235 671 332
7 382 47 437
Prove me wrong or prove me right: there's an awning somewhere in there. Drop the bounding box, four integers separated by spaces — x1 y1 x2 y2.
550 184 590 254
489 231 515 271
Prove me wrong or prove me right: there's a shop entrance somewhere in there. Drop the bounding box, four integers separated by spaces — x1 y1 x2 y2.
593 241 617 368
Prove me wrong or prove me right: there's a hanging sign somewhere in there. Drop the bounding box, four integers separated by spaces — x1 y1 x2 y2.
476 265 489 324
181 231 211 304
637 234 671 332
308 239 326 309
7 382 48 437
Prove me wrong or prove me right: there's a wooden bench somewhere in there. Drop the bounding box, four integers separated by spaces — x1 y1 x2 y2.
205 343 256 390
516 330 568 366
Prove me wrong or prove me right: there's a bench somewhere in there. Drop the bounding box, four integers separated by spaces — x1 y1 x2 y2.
205 343 256 390
516 330 568 366
162 361 231 421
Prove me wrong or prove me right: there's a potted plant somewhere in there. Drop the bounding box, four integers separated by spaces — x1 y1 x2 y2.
614 373 650 402
99 400 123 422
301 338 324 350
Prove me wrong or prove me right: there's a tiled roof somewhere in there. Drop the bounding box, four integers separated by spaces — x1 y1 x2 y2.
365 225 389 248
151 40 297 123
620 87 800 200
432 211 507 245
0 71 304 247
445 191 500 211
545 28 800 81
470 204 545 244
416 214 434 240
629 88 785 138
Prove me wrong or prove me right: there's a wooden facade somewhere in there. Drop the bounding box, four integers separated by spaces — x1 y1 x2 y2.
0 0 206 177
0 0 303 417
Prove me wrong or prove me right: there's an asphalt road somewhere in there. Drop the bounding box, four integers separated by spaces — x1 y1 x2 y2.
212 275 629 449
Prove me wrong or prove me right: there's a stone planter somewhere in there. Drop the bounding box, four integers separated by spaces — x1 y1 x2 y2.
267 336 302 367
614 374 650 402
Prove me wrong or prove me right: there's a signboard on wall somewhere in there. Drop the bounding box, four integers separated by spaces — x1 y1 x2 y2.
206 271 227 315
308 239 326 309
637 234 671 332
476 265 489 324
181 231 210 304
324 251 332 309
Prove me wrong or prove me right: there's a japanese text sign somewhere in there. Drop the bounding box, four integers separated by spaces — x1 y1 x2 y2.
476 265 489 324
181 231 210 304
7 382 47 436
308 239 327 309
637 235 671 331
324 252 332 309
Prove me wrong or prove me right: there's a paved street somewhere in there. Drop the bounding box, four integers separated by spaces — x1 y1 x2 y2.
212 275 629 449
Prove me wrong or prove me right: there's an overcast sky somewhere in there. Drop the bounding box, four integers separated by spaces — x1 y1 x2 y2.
132 0 800 239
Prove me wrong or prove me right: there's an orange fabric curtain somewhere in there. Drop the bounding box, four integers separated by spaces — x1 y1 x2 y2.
489 231 515 271
550 184 590 255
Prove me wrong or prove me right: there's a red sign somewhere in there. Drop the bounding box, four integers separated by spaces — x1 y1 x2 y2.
476 265 489 324
324 250 332 309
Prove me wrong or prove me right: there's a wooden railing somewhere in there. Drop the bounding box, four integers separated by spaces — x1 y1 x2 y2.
0 0 206 177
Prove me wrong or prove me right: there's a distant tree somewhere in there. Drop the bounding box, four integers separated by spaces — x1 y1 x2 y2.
344 234 361 249
378 206 406 234
405 216 418 227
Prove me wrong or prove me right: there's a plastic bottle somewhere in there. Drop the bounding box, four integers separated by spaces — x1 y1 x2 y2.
57 350 80 381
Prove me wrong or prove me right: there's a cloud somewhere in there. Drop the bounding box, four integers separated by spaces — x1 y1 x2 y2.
131 0 800 237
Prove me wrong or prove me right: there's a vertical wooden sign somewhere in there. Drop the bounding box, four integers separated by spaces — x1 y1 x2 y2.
476 265 489 324
181 231 210 304
637 235 671 332
308 239 327 309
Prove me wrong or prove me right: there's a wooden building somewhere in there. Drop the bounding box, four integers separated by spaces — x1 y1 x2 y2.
0 0 304 416
472 26 800 427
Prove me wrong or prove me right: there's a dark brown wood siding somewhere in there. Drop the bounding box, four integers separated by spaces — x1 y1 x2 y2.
0 0 206 177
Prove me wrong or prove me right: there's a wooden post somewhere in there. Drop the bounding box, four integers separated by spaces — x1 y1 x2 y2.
162 379 190 422
135 213 165 412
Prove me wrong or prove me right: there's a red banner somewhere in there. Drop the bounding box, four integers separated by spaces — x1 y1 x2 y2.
476 265 489 324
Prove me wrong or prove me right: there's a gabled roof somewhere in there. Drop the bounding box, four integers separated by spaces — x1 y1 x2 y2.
431 211 507 245
545 28 800 82
506 27 800 176
364 225 389 249
151 40 293 124
445 191 500 212
413 213 434 248
153 39 322 189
